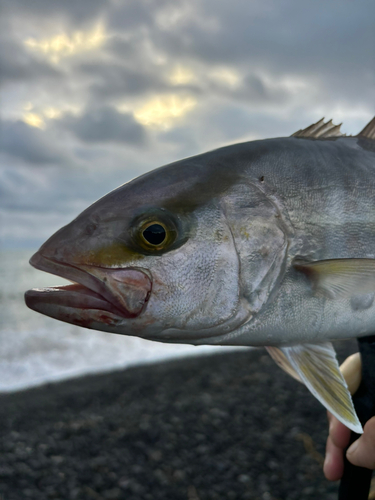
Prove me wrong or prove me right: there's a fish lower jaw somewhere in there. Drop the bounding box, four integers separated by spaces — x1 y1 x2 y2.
25 283 130 325
26 251 152 324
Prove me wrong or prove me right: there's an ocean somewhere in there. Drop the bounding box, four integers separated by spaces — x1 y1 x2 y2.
0 249 239 393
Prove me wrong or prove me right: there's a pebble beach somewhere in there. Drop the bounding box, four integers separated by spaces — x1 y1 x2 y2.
0 340 359 500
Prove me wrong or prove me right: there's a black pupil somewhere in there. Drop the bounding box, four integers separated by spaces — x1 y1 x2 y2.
143 224 166 246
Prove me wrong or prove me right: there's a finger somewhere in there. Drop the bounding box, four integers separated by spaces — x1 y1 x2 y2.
329 414 351 449
340 353 362 395
347 417 375 469
324 353 362 481
324 435 345 481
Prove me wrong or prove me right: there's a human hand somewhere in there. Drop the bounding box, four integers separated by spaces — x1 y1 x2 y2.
323 352 375 480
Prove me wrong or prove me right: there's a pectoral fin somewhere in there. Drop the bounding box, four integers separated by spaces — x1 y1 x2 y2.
293 258 375 299
266 342 363 434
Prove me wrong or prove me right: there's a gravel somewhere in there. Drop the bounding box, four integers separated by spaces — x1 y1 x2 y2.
0 340 359 500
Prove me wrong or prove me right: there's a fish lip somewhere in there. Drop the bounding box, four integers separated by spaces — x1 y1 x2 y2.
27 251 150 319
25 283 128 320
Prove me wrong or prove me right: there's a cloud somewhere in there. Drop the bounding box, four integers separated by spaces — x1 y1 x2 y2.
134 94 197 129
0 38 60 86
1 0 106 25
107 0 175 32
58 106 147 145
1 0 374 248
0 120 68 165
81 59 168 100
24 23 107 63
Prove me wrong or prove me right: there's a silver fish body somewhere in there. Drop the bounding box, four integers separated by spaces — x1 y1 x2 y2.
26 118 375 433
219 135 375 347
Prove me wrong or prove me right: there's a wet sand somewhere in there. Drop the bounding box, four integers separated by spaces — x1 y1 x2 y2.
0 340 358 500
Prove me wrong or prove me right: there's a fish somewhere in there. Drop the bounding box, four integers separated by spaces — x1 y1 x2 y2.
25 116 375 434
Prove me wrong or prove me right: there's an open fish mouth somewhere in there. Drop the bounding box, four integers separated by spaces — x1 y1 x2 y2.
25 252 152 327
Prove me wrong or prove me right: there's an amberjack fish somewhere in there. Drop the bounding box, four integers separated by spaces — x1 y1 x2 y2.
26 117 375 433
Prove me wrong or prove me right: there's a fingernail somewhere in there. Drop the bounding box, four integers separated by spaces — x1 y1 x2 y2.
347 440 359 456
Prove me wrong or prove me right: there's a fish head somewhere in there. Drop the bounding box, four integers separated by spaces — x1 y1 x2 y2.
25 152 252 343
25 145 289 345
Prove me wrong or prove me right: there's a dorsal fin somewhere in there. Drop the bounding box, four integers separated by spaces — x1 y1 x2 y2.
357 116 375 140
291 118 346 139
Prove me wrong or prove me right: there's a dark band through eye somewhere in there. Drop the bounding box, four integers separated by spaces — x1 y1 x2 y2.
142 224 166 246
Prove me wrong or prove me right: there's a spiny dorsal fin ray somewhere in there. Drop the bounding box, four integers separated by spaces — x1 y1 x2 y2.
320 123 344 138
292 117 325 137
266 343 362 434
357 116 375 140
291 118 346 139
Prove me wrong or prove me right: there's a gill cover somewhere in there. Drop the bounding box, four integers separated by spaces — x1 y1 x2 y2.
220 181 291 318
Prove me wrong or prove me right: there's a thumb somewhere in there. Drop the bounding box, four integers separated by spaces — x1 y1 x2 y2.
347 417 375 469
340 352 361 395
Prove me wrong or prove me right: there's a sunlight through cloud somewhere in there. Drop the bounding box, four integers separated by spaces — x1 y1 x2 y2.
23 113 45 129
24 24 107 63
169 66 196 85
43 107 63 120
20 104 81 128
134 94 197 128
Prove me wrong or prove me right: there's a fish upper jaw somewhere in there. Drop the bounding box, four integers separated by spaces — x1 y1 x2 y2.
25 251 152 326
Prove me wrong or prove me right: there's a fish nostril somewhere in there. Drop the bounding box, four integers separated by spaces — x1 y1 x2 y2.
85 223 97 236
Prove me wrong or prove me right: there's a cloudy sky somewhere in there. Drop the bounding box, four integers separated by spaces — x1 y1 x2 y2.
1 0 374 248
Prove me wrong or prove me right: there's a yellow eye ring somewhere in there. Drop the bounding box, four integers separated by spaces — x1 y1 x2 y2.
140 221 168 248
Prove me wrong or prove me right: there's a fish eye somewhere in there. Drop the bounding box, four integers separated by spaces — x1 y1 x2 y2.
132 211 180 253
141 221 167 247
